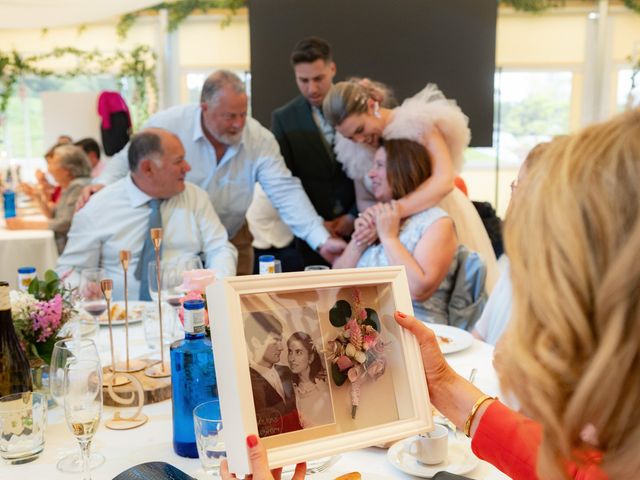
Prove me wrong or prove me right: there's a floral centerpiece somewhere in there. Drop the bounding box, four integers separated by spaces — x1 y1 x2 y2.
326 288 387 419
177 269 216 331
10 270 77 366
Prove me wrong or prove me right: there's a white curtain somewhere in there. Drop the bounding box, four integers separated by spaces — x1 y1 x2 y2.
0 0 162 29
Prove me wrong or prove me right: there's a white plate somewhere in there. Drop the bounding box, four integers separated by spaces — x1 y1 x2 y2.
428 324 473 355
92 301 147 326
387 435 479 478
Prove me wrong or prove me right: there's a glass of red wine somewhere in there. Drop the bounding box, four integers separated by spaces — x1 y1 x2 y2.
164 255 203 319
79 268 107 326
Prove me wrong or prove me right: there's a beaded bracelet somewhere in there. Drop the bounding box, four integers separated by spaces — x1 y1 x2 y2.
463 394 495 437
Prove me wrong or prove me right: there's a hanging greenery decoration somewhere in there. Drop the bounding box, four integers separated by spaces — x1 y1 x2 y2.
117 0 246 40
500 0 640 13
0 45 157 126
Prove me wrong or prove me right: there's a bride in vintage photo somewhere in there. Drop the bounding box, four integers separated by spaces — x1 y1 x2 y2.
287 331 334 428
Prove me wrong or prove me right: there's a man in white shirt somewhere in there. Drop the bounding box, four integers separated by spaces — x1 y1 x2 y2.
58 128 237 300
89 70 346 274
245 311 301 437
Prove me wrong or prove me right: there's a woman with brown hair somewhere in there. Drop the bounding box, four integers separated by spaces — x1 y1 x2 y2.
333 138 458 324
323 80 498 291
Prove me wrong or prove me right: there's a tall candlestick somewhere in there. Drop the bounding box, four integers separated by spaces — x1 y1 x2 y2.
145 228 170 378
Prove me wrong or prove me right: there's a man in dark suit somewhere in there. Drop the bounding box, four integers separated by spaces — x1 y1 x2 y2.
246 311 301 437
271 37 357 267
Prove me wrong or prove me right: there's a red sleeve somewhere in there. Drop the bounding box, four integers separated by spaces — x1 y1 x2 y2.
471 400 542 480
471 401 608 480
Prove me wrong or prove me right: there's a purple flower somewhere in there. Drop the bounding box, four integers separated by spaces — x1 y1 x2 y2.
30 294 63 343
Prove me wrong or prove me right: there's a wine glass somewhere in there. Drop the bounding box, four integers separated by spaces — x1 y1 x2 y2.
63 359 103 480
147 261 160 303
79 268 107 324
165 255 203 308
50 339 104 473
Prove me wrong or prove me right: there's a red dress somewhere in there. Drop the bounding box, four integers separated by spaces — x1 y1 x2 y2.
471 401 607 480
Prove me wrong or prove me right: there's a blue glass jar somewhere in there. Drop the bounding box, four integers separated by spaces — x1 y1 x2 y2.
170 299 217 458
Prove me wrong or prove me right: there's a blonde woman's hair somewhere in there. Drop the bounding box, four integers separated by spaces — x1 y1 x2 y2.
322 79 395 128
502 108 640 479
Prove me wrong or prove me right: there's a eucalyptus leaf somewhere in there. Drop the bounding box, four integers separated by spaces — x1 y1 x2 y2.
331 362 347 386
363 308 381 332
329 299 352 327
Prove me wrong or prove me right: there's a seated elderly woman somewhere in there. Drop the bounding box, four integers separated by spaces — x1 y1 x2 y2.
333 138 458 324
7 145 91 253
223 108 640 480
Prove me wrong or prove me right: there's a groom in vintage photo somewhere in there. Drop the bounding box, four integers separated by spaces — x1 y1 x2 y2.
245 311 302 437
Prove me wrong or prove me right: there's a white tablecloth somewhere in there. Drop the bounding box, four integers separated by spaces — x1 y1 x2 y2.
5 321 510 480
0 218 58 288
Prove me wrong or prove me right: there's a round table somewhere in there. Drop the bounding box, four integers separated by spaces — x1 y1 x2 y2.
8 321 510 480
0 218 58 288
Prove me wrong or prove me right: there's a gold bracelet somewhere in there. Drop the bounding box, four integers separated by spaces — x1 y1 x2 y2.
463 394 495 438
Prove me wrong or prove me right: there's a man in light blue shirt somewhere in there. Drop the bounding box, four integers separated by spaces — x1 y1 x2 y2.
92 70 346 273
59 129 237 300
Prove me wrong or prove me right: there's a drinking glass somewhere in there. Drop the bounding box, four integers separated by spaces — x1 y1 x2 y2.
0 392 47 465
63 359 103 480
165 255 204 307
79 268 107 324
50 339 104 472
304 265 330 271
147 262 160 302
193 400 225 476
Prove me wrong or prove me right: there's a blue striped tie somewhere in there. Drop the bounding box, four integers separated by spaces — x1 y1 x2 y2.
135 198 162 300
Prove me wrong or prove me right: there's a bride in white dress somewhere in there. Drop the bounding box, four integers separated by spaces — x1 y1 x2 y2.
323 81 498 291
287 331 333 429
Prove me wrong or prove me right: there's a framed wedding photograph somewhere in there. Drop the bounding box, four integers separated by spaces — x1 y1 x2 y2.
207 266 433 476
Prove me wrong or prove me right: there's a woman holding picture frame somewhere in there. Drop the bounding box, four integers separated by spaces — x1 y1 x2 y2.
222 108 640 479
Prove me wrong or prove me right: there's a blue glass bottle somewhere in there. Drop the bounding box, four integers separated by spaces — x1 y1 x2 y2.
170 299 218 458
2 188 16 219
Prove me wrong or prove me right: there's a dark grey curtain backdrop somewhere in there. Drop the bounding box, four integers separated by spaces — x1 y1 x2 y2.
248 0 497 146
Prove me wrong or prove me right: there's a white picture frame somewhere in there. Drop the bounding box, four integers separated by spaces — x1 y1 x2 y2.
207 266 433 476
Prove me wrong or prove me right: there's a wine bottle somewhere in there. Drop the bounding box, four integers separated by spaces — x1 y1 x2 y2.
0 281 33 397
170 299 217 457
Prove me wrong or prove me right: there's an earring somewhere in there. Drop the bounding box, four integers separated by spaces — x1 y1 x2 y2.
373 102 381 118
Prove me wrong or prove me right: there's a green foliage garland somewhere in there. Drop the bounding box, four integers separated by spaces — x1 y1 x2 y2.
117 0 246 40
501 0 640 13
0 45 157 125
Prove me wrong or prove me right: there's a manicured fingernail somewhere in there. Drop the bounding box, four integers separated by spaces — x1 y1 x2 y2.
396 311 407 318
246 434 258 448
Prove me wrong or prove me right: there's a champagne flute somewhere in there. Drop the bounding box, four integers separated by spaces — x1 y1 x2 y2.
63 359 103 480
50 339 105 473
80 268 107 323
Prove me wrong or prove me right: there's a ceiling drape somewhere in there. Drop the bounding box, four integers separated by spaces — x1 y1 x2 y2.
0 0 162 29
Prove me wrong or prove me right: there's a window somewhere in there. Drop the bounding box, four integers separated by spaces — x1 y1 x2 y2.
617 68 639 111
462 70 574 216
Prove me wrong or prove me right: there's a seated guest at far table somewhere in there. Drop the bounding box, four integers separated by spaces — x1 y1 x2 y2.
7 144 91 253
74 137 105 179
223 108 640 480
333 139 462 325
57 128 237 301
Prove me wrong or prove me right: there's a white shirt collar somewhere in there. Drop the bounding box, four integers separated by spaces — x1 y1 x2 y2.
192 106 205 142
125 174 153 208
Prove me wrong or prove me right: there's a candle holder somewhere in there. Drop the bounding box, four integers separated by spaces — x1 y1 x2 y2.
100 278 148 430
145 228 171 378
115 250 145 373
100 279 130 388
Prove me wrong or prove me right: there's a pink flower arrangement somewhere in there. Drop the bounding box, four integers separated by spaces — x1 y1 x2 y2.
327 288 387 419
10 270 77 365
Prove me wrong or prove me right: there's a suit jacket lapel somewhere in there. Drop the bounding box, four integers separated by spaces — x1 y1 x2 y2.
293 98 336 165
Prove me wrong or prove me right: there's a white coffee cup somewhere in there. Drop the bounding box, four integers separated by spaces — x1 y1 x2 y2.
405 424 448 465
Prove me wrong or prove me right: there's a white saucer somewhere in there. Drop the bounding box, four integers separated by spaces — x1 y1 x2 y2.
428 323 473 355
387 435 479 478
